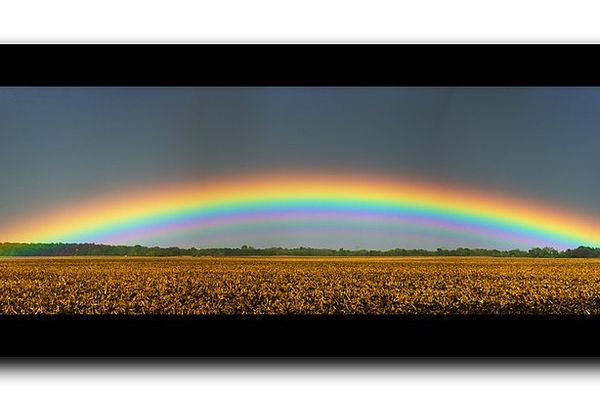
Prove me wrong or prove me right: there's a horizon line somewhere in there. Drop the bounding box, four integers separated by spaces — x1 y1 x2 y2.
2 241 596 252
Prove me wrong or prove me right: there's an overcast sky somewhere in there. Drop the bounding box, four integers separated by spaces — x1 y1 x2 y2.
2 87 599 248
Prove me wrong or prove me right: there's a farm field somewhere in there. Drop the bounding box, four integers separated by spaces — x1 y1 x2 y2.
0 256 599 314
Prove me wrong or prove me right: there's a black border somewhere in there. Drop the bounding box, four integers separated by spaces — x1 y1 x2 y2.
2 44 600 357
1 315 599 357
4 44 600 86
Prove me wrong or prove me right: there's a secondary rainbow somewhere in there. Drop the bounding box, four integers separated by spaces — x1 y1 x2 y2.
6 172 600 248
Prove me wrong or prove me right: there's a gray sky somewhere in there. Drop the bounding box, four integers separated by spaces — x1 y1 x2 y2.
1 87 599 249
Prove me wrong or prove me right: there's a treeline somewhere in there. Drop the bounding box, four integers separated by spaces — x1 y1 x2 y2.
1 242 600 258
0 242 187 257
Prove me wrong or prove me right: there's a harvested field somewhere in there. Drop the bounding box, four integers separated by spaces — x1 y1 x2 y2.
0 256 599 314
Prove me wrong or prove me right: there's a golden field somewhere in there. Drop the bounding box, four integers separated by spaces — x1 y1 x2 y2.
0 256 599 314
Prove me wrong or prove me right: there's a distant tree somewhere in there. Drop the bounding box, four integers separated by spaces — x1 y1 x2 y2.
543 247 559 257
564 246 600 258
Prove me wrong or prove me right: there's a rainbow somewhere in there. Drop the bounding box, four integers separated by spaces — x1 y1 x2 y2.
5 172 600 249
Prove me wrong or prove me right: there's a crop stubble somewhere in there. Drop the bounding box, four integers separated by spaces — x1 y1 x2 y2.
0 256 599 314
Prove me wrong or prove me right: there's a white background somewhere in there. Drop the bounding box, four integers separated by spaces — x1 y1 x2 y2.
0 0 599 43
1 1 599 398
1 362 599 400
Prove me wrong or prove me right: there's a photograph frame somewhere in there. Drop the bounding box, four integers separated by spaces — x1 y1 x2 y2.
1 44 600 357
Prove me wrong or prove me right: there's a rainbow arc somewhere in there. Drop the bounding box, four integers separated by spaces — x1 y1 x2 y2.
6 173 600 249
